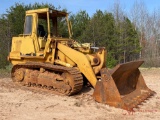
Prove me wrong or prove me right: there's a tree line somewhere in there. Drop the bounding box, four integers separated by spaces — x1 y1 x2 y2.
0 1 159 68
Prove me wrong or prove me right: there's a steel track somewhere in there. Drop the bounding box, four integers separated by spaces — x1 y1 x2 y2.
11 62 83 95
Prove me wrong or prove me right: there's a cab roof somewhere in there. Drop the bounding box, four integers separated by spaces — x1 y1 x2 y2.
26 8 68 17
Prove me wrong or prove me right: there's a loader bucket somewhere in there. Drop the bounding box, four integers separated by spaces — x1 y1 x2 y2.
93 60 155 111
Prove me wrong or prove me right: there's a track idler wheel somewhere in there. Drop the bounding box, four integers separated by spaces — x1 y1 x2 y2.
12 68 25 82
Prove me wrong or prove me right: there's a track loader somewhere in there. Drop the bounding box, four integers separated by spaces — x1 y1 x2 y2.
8 8 155 111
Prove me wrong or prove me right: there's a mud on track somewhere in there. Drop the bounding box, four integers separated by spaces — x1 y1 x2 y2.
0 68 160 120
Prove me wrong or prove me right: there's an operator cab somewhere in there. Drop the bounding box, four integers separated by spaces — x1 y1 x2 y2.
9 8 73 61
24 8 70 38
21 8 72 54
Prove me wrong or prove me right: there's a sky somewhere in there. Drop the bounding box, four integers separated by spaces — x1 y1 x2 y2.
0 0 160 16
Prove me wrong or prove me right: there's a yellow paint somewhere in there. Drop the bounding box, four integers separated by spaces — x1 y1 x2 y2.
57 43 98 87
8 8 106 88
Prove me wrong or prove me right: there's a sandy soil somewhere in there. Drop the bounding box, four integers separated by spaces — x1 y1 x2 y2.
0 68 160 120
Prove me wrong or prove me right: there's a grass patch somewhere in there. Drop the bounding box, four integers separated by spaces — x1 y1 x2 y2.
0 69 10 78
0 64 12 78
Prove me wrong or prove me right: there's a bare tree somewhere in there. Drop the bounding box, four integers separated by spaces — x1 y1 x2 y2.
130 1 160 67
130 1 149 59
112 0 126 63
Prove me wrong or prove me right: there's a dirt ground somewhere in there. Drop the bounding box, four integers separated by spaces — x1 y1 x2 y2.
0 68 160 120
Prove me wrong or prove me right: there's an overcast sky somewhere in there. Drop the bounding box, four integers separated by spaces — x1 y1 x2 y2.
0 0 160 16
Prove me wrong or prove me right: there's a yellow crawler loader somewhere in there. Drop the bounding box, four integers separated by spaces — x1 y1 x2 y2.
8 8 155 111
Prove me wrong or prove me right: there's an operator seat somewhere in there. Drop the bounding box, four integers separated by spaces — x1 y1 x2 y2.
37 24 46 37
